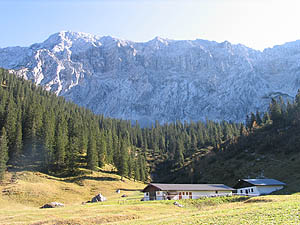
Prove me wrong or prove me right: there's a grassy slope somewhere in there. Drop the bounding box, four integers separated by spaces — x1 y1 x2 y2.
0 185 299 224
0 169 145 208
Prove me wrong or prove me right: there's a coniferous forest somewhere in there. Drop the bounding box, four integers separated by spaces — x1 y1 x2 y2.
0 68 148 180
1 68 299 188
0 68 243 181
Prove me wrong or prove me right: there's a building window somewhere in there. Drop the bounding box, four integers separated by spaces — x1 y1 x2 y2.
240 190 243 193
146 192 149 196
215 191 218 194
251 188 253 192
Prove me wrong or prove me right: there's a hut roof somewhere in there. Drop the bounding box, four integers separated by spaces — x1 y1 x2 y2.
241 179 286 186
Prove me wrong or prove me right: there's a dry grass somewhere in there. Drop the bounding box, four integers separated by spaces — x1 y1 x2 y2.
0 170 144 207
1 171 300 225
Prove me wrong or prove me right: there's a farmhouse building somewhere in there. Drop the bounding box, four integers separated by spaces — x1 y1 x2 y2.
142 183 235 201
234 179 286 196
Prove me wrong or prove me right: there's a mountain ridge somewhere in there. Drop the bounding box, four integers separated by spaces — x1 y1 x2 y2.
1 31 300 125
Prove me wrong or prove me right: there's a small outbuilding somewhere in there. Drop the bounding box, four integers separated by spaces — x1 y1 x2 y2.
234 179 286 196
142 183 235 201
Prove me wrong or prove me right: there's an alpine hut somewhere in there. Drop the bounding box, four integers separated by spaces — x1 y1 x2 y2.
142 183 235 201
233 179 286 196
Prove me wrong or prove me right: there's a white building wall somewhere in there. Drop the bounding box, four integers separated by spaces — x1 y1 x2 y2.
256 186 284 195
144 192 150 201
237 186 259 196
156 191 164 200
191 190 232 199
237 185 284 196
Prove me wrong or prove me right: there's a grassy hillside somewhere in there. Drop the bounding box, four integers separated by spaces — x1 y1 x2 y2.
0 169 145 207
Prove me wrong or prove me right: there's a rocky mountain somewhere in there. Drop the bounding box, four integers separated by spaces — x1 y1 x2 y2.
0 31 299 125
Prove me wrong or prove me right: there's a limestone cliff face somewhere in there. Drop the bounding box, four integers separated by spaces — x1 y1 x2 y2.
0 31 299 125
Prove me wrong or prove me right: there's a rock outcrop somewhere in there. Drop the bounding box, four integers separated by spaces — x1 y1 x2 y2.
40 202 65 208
91 193 107 202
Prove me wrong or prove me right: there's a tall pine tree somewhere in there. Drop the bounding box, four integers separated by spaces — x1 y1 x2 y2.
118 140 128 180
0 127 8 180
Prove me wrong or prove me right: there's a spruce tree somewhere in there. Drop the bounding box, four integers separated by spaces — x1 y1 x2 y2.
42 111 55 170
55 114 68 169
175 139 184 167
67 136 80 174
295 89 300 107
127 150 134 179
239 124 247 136
105 130 113 164
4 98 17 158
134 160 140 182
269 98 282 125
139 154 148 182
256 111 263 125
12 117 23 162
250 112 257 130
87 131 98 170
0 127 8 180
97 132 107 168
138 154 145 182
118 140 128 180
263 112 271 124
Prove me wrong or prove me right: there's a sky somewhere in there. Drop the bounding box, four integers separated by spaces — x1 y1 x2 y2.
1 0 300 50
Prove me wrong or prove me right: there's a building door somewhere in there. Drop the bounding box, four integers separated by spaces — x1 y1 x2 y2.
179 192 182 200
149 191 156 200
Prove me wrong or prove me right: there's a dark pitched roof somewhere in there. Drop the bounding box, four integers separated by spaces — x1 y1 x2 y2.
241 179 286 186
142 183 235 192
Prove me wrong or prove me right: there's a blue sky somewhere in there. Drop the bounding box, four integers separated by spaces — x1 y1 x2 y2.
1 0 300 50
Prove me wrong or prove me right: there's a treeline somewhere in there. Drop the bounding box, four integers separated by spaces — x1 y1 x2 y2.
240 93 300 138
0 68 243 181
141 119 241 167
239 92 300 153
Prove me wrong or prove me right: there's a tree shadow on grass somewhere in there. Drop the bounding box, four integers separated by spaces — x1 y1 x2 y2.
118 188 143 191
244 198 273 203
64 175 119 184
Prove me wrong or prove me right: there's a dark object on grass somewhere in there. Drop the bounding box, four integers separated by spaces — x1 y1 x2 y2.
121 194 128 198
174 201 183 207
91 193 107 202
40 202 65 208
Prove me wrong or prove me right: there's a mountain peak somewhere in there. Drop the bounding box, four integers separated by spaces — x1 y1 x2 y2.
45 31 100 44
146 36 170 49
153 36 167 42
